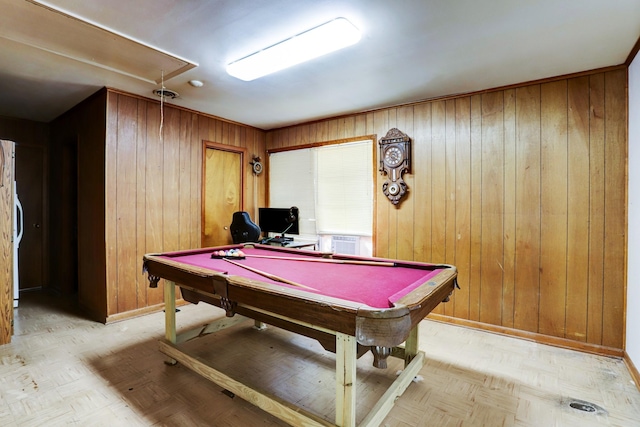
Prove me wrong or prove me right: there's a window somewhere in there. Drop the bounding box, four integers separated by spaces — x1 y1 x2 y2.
314 141 373 235
268 139 373 252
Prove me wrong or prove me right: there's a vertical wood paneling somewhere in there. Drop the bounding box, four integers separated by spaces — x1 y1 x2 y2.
145 102 163 251
101 93 266 318
222 122 230 146
316 121 329 143
327 119 339 141
602 70 627 349
115 95 138 314
355 115 367 136
454 98 471 319
430 102 446 316
413 104 432 264
145 102 165 307
105 92 119 315
469 95 483 322
397 106 415 262
539 81 568 338
374 110 390 258
135 101 148 308
215 121 223 143
179 111 193 249
502 89 517 328
412 106 432 260
513 85 541 333
479 91 504 325
566 77 590 341
443 100 457 316
190 114 201 249
239 127 250 211
431 101 447 264
51 91 108 320
307 123 318 143
588 73 606 344
264 70 627 350
163 107 181 253
296 125 310 146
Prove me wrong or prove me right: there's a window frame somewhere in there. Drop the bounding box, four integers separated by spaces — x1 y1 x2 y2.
265 135 378 251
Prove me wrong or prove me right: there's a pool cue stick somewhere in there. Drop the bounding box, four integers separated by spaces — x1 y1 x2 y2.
223 258 317 290
243 254 396 267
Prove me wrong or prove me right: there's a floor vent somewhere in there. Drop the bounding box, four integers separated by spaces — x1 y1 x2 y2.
570 401 596 412
564 398 606 415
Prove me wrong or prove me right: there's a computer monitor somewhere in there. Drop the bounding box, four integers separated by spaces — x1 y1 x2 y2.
258 207 299 237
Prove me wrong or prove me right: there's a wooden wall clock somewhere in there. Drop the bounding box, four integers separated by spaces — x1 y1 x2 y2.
379 128 411 205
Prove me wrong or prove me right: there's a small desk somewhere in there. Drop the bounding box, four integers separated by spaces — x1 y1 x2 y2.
264 238 317 250
143 244 457 426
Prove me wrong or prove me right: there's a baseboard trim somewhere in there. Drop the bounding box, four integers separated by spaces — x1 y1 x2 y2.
105 299 189 323
427 314 624 358
623 351 640 392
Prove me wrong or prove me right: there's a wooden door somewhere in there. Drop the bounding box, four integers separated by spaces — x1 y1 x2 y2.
202 142 245 247
15 144 45 290
0 140 15 344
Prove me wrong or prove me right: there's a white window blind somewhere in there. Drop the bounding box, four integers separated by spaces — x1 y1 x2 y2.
315 141 372 235
268 140 373 237
268 148 316 235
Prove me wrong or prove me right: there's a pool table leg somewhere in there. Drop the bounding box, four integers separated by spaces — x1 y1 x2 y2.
254 320 267 330
164 280 177 365
403 325 419 367
335 332 357 427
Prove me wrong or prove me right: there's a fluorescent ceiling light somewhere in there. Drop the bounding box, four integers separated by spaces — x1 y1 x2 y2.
227 18 361 81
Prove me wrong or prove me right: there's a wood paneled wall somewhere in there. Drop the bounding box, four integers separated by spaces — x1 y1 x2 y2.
51 90 108 320
266 69 628 350
49 89 266 321
103 90 266 320
0 116 49 146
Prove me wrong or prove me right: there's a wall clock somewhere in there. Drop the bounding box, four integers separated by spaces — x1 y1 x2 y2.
250 156 263 175
379 128 411 205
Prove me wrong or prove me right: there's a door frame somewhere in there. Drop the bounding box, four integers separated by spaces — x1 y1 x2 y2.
201 140 247 246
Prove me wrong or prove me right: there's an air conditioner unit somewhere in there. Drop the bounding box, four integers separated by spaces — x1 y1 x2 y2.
331 235 359 255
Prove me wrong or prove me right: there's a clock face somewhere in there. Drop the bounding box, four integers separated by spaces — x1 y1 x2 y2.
384 146 403 167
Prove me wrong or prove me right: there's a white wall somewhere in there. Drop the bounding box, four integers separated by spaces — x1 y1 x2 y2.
628 55 640 368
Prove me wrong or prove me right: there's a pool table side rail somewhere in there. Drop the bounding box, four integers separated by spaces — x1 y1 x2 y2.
142 252 457 323
150 243 457 270
144 254 371 339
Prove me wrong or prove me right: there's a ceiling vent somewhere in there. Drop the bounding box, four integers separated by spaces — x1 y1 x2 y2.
153 88 179 99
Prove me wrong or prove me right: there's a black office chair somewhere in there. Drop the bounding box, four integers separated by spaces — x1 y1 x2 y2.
229 211 261 243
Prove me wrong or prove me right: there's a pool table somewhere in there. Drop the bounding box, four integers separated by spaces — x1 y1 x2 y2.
143 244 457 427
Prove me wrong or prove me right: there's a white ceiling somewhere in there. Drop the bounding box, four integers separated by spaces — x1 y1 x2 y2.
1 0 639 130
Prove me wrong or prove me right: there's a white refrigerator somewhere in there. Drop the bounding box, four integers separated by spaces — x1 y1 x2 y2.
13 181 23 308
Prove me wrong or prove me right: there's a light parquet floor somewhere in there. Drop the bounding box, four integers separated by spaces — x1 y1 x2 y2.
1 291 639 426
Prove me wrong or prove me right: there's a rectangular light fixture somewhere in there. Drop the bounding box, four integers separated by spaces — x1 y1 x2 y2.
227 18 361 81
